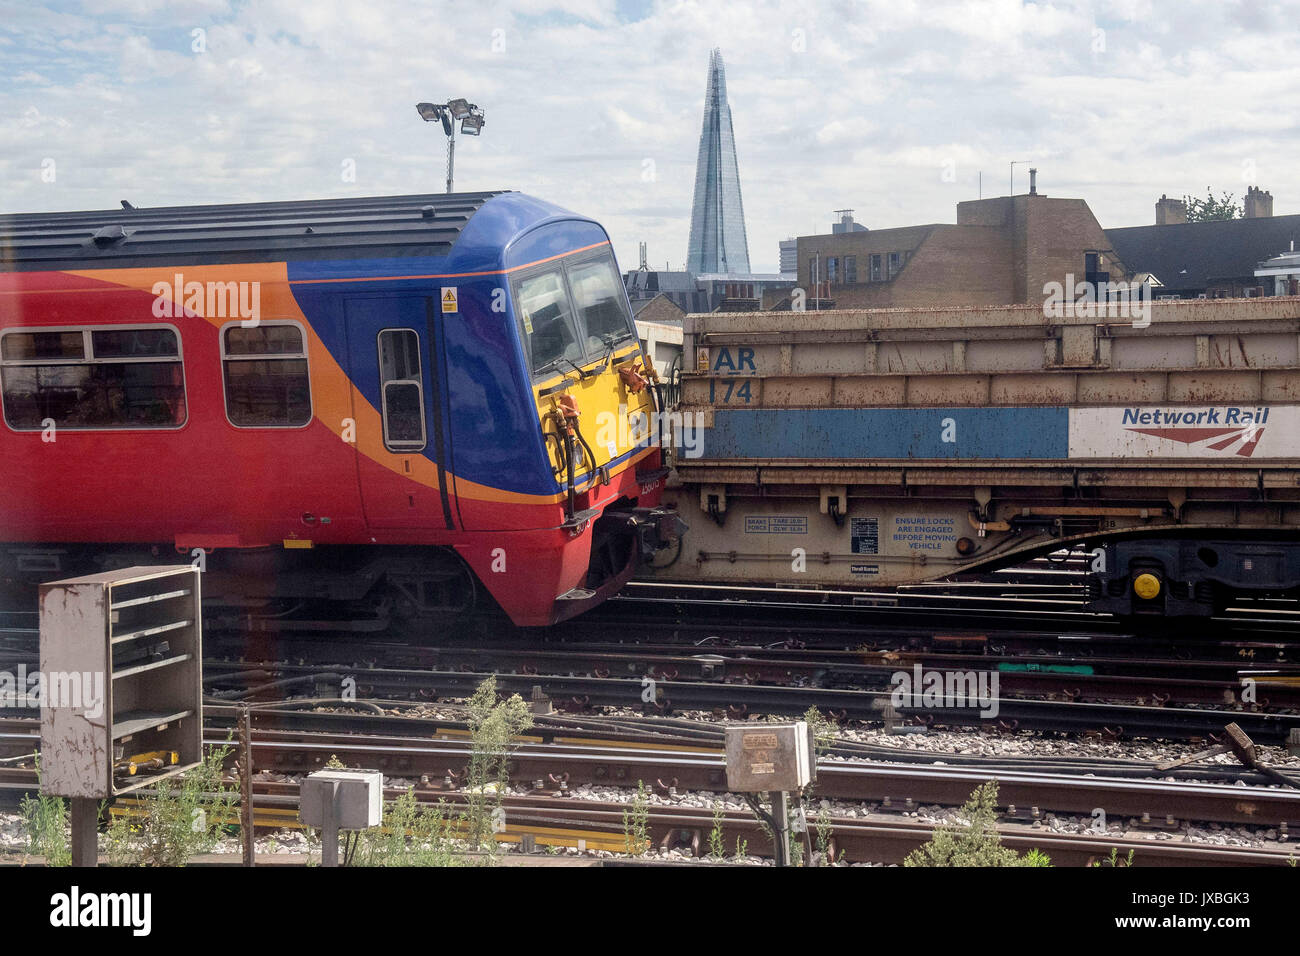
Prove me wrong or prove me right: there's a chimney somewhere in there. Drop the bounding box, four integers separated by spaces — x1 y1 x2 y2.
1155 194 1187 226
1245 186 1274 219
1028 168 1037 195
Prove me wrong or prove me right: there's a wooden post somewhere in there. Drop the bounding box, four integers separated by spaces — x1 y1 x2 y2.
771 790 790 867
239 706 255 866
69 797 97 867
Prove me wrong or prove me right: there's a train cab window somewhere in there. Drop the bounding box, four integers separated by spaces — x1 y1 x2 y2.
566 255 634 352
377 329 426 451
1 326 186 430
515 269 582 377
221 322 311 427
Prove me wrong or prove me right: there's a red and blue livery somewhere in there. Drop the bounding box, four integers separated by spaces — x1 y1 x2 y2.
0 191 679 627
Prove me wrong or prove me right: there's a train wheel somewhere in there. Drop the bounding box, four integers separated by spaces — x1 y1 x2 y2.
384 551 479 637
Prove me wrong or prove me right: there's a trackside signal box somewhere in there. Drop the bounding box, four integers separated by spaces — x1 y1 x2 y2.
301 770 384 867
39 566 203 798
724 722 816 792
300 770 384 830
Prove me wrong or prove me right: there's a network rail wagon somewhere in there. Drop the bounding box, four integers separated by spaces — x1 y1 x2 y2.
0 191 679 627
652 299 1300 616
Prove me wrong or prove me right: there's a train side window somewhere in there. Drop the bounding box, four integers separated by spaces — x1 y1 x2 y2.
565 255 634 352
377 329 426 451
0 325 186 431
514 269 582 377
221 322 311 427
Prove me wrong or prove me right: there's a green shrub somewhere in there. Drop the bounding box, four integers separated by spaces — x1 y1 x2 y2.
19 756 71 867
104 740 239 867
903 781 1052 868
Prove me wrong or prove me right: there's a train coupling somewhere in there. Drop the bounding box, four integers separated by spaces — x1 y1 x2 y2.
594 506 687 562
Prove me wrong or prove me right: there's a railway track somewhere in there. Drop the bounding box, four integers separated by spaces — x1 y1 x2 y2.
4 707 1295 866
100 784 1297 868
5 589 1300 743
195 654 1300 743
5 709 1298 828
202 634 1300 707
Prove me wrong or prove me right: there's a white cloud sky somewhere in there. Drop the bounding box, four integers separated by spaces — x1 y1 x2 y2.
2 0 1298 273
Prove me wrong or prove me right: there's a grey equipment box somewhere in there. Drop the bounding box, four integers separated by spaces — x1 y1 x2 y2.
39 566 203 798
300 770 384 830
724 722 816 792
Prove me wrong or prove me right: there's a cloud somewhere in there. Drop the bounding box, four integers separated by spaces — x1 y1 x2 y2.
1 0 1297 273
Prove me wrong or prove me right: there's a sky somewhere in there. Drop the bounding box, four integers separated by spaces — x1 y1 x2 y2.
2 0 1297 274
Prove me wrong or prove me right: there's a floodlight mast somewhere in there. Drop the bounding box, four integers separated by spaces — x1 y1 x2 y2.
416 99 485 194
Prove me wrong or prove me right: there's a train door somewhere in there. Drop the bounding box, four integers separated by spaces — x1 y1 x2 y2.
344 295 455 530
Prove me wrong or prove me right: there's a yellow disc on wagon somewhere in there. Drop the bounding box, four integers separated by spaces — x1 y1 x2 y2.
1132 573 1162 600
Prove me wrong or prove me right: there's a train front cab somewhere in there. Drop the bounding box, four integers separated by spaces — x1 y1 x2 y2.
450 216 680 626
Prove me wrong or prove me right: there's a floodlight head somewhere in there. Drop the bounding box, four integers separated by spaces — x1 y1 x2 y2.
447 98 472 119
416 102 441 122
460 112 485 135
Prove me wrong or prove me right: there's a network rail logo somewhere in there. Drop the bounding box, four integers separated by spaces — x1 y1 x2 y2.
1122 406 1269 458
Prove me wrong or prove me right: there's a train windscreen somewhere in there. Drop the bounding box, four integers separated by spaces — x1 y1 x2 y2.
513 249 636 378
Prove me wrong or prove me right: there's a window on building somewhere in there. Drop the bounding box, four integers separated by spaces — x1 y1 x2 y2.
377 329 426 451
870 254 882 282
827 257 839 284
888 252 901 278
845 256 857 284
221 322 311 427
809 257 820 286
1 326 186 430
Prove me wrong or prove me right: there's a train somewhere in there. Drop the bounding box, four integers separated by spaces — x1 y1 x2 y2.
0 191 682 627
7 191 1298 627
646 299 1300 617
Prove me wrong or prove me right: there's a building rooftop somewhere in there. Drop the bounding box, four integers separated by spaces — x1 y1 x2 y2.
1106 214 1300 291
695 272 791 282
624 269 699 294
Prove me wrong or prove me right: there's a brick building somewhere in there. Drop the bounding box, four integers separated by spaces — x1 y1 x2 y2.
795 182 1130 308
631 292 686 325
1106 187 1300 299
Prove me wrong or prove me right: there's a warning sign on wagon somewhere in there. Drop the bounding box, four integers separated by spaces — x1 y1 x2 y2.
441 287 458 313
744 515 807 534
850 517 879 555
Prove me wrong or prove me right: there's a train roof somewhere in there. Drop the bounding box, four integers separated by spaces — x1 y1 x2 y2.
0 191 509 272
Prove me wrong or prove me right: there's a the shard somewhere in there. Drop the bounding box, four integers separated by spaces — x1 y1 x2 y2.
686 48 750 275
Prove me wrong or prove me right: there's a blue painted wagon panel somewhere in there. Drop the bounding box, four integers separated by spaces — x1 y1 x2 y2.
705 407 1069 460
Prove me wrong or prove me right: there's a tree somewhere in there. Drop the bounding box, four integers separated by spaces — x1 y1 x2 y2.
1183 188 1242 222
